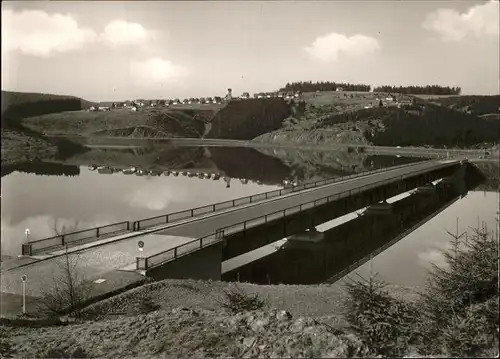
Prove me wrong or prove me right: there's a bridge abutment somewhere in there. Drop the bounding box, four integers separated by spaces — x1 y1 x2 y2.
145 242 223 281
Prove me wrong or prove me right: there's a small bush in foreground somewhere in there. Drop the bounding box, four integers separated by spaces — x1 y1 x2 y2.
416 224 499 356
132 296 161 315
344 222 499 357
220 284 267 314
37 246 92 318
343 273 420 357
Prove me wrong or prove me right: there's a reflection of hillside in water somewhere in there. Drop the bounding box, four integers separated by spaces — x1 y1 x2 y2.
256 147 427 181
1 161 80 177
50 144 430 186
208 147 291 185
70 145 207 170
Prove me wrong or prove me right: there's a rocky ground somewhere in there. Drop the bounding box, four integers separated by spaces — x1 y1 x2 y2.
0 279 421 358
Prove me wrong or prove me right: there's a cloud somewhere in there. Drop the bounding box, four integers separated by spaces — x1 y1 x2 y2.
126 178 192 211
130 57 190 83
1 9 97 57
303 32 380 62
1 10 158 57
100 20 156 47
422 0 499 42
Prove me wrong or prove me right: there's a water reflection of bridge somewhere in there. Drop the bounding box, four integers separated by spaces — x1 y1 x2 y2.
221 176 472 285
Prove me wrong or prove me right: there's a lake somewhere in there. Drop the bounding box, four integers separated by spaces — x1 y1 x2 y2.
1 145 497 288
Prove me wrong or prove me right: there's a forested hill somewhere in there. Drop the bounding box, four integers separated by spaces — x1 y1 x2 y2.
1 90 92 123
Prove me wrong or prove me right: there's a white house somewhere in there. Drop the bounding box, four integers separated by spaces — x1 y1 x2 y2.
131 106 137 112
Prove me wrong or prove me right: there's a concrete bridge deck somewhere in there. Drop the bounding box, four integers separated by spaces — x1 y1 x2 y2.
1 159 463 300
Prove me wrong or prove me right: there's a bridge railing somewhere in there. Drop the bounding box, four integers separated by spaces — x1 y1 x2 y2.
21 221 131 256
132 160 438 231
137 159 463 270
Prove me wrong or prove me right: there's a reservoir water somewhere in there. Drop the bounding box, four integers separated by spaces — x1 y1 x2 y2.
1 145 498 288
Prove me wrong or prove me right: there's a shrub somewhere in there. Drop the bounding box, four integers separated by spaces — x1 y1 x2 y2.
344 222 499 357
37 246 92 318
220 284 267 314
136 297 161 314
415 225 499 356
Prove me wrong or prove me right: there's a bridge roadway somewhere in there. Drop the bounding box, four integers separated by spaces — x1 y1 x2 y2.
1 159 461 299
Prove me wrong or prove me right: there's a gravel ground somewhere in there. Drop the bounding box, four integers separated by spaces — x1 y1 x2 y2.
78 278 421 328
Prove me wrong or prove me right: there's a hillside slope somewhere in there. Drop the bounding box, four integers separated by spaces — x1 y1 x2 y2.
23 107 217 138
255 96 500 149
207 98 291 140
431 95 500 116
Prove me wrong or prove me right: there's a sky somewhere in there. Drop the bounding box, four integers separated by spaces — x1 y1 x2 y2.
1 0 499 101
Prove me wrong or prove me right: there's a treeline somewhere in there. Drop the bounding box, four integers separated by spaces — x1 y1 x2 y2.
279 81 371 93
2 98 84 122
373 85 461 95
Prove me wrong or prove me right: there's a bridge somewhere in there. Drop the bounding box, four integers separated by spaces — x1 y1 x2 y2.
1 158 470 309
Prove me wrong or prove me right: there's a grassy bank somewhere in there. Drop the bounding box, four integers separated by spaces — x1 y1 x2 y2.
22 107 217 138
